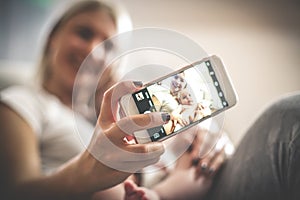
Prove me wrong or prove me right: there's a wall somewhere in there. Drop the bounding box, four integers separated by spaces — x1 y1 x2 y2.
1 0 299 145
122 0 300 145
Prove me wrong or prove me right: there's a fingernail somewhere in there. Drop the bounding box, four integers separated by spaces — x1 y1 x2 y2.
187 144 194 152
161 113 170 123
192 158 199 166
209 167 215 175
201 163 207 171
133 81 143 87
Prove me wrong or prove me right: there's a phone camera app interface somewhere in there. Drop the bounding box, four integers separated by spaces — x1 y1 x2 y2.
132 88 167 141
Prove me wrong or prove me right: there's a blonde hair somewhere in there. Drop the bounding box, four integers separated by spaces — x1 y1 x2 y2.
37 0 117 84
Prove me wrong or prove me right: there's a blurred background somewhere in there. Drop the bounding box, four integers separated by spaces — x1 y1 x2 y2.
0 0 299 146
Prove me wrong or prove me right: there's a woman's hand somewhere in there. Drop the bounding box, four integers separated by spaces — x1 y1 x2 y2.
71 81 169 196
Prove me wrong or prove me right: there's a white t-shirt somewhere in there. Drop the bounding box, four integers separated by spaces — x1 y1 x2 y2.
0 85 94 174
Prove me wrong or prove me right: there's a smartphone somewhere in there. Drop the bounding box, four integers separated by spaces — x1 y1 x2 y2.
119 55 238 143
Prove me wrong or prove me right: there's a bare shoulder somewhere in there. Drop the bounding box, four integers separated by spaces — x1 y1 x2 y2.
0 102 34 135
0 102 41 186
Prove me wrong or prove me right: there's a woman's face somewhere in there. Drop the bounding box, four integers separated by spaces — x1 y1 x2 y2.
48 10 116 92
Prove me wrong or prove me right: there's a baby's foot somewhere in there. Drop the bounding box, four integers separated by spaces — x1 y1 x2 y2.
124 180 159 200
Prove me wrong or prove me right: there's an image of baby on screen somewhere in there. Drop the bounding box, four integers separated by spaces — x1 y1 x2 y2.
148 71 213 135
171 89 212 132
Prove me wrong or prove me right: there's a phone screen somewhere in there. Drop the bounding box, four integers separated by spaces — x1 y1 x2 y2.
132 60 228 142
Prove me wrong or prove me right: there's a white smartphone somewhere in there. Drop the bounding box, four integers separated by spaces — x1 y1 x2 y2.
119 55 238 143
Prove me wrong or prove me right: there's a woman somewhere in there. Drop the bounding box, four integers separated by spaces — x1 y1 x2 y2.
0 1 168 199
